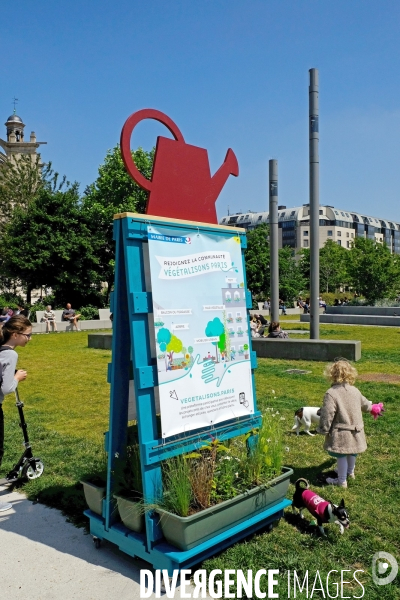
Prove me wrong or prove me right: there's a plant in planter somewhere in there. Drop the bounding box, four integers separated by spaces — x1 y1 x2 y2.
113 431 144 532
80 452 108 516
147 414 292 550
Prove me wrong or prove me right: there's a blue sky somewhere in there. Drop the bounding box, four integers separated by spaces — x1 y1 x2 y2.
1 1 400 221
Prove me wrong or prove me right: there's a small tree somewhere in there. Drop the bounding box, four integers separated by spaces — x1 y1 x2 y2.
167 334 183 365
0 185 100 304
157 328 172 370
244 224 270 297
82 145 154 303
319 240 348 293
346 238 400 304
205 317 225 362
278 247 306 303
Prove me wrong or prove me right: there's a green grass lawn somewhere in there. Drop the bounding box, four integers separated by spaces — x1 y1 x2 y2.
2 327 399 598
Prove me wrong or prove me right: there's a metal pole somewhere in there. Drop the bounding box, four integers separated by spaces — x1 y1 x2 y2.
269 159 279 323
309 68 320 339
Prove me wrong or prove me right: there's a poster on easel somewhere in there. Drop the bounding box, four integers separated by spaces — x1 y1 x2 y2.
147 224 254 438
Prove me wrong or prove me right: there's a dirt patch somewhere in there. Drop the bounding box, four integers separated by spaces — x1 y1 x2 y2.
358 373 400 384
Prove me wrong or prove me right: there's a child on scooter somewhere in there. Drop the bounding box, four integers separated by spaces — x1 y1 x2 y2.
0 315 32 512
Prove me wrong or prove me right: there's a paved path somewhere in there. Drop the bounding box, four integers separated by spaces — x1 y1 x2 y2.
0 485 189 600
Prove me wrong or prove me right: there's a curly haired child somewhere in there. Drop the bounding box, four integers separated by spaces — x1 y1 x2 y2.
317 359 384 488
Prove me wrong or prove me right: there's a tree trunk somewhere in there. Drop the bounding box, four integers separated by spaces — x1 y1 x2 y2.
26 284 33 304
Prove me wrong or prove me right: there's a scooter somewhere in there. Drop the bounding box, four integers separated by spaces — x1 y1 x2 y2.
0 389 44 486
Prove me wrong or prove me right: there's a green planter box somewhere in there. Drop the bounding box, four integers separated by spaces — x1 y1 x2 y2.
114 495 144 533
156 466 293 550
81 480 106 516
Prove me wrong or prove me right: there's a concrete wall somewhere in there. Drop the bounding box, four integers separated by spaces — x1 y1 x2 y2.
88 333 112 349
32 320 112 333
252 338 361 361
301 314 400 326
326 306 400 316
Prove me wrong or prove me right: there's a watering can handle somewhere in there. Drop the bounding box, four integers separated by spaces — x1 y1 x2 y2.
120 109 185 192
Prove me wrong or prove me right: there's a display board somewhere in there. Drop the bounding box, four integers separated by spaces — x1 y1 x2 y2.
147 224 255 438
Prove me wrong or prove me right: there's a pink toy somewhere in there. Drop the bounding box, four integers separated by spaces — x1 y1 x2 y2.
370 403 385 420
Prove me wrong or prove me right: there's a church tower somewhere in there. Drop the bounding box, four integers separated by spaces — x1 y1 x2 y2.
0 106 47 166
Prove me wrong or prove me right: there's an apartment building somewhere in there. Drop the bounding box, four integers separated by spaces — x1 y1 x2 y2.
220 204 400 254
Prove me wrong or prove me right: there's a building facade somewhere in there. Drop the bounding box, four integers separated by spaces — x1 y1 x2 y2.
0 110 46 166
220 205 400 254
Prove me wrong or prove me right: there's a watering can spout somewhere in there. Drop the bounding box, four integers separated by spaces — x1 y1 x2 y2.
209 149 239 201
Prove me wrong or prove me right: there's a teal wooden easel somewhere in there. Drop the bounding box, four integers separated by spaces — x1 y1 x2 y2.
84 212 290 574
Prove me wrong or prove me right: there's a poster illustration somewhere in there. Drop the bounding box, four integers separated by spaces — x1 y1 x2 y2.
147 225 254 438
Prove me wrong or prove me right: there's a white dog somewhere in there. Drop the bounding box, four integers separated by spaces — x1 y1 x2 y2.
292 407 321 436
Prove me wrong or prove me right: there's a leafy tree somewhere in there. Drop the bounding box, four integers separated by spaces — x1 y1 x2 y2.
157 328 172 370
0 185 100 304
217 332 226 355
244 224 270 297
205 317 225 361
167 334 183 364
0 154 67 228
278 246 306 303
320 240 348 293
298 247 310 291
82 145 155 303
346 237 400 303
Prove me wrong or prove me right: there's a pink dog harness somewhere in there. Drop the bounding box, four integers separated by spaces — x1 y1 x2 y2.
302 490 330 521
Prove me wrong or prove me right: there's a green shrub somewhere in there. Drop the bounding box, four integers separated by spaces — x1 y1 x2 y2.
0 294 23 311
78 305 99 320
320 291 356 306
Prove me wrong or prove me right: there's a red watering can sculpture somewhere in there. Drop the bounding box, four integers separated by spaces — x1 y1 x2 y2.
120 109 238 224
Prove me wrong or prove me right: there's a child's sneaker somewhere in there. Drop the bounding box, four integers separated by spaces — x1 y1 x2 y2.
326 477 348 488
333 469 355 479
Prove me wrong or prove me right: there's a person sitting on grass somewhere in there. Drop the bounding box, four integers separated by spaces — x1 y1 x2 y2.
43 305 59 334
250 315 260 338
62 303 81 331
267 321 289 339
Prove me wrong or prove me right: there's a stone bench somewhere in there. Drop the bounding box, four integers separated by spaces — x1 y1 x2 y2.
252 338 361 361
301 314 400 327
326 306 400 316
32 309 112 333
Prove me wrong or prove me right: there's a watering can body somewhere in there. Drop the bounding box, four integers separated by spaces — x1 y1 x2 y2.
120 109 238 224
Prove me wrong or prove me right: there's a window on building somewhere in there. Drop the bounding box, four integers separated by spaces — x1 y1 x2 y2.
303 230 309 236
279 212 286 218
337 231 341 236
319 209 323 215
221 218 226 222
327 230 333 236
303 240 309 247
257 215 262 220
239 216 244 221
290 210 295 216
351 232 354 237
346 232 349 237
337 240 341 246
347 241 350 248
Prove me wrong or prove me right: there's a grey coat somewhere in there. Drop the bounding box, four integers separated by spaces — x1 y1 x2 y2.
317 383 372 455
0 347 18 404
